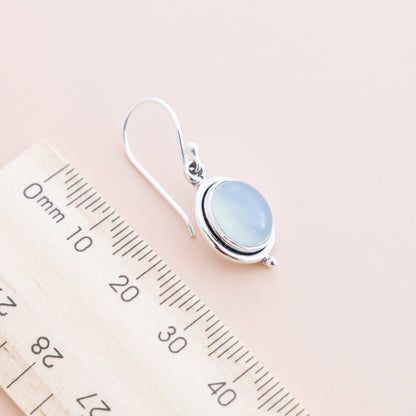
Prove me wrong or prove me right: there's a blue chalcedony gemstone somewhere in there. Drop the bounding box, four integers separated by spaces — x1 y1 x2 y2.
207 180 273 251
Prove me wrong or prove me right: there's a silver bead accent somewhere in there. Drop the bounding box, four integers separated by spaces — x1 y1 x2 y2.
262 255 277 268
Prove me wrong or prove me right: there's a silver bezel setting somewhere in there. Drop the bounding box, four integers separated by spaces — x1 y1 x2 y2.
194 176 275 264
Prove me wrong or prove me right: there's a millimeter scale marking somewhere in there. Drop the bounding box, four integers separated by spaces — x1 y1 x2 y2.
0 140 310 415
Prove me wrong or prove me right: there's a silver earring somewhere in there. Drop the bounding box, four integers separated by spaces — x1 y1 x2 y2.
122 97 277 268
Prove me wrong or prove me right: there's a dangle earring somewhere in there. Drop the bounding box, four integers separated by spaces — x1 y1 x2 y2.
122 97 277 268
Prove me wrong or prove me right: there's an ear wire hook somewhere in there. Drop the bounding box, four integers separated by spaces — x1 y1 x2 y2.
122 97 205 237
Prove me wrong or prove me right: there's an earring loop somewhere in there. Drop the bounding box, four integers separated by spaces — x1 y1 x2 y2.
122 97 201 237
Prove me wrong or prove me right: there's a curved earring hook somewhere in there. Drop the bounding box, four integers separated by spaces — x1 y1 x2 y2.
122 97 197 237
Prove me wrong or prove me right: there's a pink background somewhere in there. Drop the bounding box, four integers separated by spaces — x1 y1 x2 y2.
1 1 415 415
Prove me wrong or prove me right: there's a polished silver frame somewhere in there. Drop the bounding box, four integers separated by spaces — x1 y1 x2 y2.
194 176 276 265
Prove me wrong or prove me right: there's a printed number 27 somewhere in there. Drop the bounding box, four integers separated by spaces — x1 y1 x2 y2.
0 288 17 317
77 393 111 415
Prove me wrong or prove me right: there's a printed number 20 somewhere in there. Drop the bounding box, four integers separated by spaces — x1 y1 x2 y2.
109 275 139 302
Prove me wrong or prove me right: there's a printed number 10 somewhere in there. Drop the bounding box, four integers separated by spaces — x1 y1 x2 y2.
67 226 93 252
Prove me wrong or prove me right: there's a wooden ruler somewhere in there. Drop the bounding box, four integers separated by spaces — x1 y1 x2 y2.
0 140 310 416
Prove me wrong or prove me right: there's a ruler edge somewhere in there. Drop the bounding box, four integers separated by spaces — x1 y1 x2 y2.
0 138 311 415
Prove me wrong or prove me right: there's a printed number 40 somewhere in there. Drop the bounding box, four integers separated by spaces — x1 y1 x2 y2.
208 382 237 406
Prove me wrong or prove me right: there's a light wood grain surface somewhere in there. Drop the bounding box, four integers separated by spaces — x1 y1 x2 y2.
0 141 308 414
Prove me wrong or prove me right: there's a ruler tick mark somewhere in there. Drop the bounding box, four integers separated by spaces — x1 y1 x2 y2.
6 362 36 389
131 244 148 258
235 350 249 363
102 205 112 213
64 172 79 184
184 309 209 331
257 387 283 412
65 167 74 175
121 240 143 257
227 345 243 360
157 269 171 281
136 259 163 280
208 324 224 339
258 381 279 401
169 289 190 307
75 191 97 208
113 230 134 246
29 393 54 415
92 200 106 213
67 182 88 198
186 299 200 312
217 340 239 358
255 371 269 384
66 177 83 191
295 408 305 416
285 402 300 415
246 355 254 364
277 397 294 413
157 264 167 272
111 215 121 223
44 163 70 182
160 284 186 305
148 253 158 262
257 376 274 392
90 211 116 231
159 274 176 287
138 249 153 261
208 330 230 348
67 186 93 206
159 279 180 296
113 225 129 239
233 360 259 383
258 387 283 410
206 319 220 332
255 366 264 374
208 335 234 357
263 389 286 411
84 195 101 210
178 294 195 309
206 314 215 322
110 220 125 232
113 235 139 255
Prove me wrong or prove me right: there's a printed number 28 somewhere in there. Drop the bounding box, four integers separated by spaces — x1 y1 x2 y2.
31 336 63 368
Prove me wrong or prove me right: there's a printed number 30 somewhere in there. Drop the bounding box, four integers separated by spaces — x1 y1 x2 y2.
158 326 187 354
